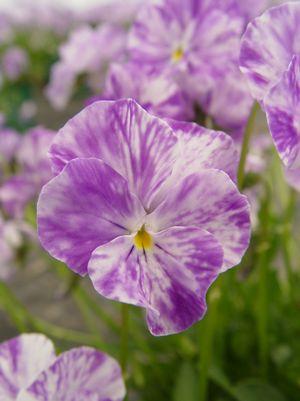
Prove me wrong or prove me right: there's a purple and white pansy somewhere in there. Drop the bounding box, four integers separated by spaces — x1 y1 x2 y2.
37 99 250 336
128 0 243 98
240 1 300 104
240 2 300 188
0 333 126 401
0 127 55 218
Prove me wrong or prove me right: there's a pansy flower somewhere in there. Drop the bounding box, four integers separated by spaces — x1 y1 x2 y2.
0 333 125 401
46 24 126 110
0 127 55 217
102 61 194 121
240 2 300 103
37 99 250 336
128 0 243 98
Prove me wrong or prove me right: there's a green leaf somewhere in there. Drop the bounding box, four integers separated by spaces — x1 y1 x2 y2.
173 362 198 401
234 380 287 401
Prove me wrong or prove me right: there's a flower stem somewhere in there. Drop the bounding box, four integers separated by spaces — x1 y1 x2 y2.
256 193 271 378
120 304 130 375
199 285 221 401
237 102 260 190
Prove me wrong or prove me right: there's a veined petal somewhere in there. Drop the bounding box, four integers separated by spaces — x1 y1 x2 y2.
17 347 125 401
265 55 300 169
37 158 145 276
0 334 56 401
240 2 300 102
166 119 238 181
88 235 151 308
49 99 178 209
146 226 223 336
88 226 223 336
147 169 250 271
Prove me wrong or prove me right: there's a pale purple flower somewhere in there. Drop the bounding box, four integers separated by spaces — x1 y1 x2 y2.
265 55 300 169
240 2 300 103
0 333 125 401
2 47 28 81
103 62 194 120
128 0 243 98
0 128 20 167
82 0 143 25
46 24 126 110
200 67 253 138
0 127 55 217
37 99 250 335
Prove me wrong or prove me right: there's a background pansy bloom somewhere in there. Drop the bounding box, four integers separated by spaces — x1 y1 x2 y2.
128 0 243 97
0 127 55 218
37 99 250 336
240 1 300 103
0 333 125 401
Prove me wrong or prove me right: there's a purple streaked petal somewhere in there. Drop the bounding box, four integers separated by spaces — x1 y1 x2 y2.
150 120 239 209
37 158 145 276
167 119 238 181
240 2 300 102
49 99 178 209
88 226 223 336
0 334 56 400
147 169 251 271
17 347 125 401
88 235 150 308
103 62 194 121
285 166 300 191
265 55 300 168
146 226 223 336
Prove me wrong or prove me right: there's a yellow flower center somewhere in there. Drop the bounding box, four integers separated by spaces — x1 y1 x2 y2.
172 46 184 62
133 226 153 251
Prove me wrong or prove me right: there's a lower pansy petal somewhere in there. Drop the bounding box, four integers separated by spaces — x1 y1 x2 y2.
37 158 145 276
146 226 223 336
0 334 56 400
17 347 126 401
147 169 250 271
88 235 150 308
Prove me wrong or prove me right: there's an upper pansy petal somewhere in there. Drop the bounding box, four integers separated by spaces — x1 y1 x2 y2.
49 99 178 209
0 334 56 400
147 169 251 271
240 2 300 102
37 158 145 276
146 226 223 336
265 55 300 168
17 347 126 401
166 119 238 181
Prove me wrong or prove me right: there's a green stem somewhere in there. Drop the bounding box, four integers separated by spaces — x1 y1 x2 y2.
199 285 221 401
120 304 130 376
237 102 260 190
256 194 271 378
0 281 111 352
281 189 297 303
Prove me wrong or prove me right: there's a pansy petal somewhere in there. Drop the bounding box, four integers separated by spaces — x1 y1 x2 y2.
146 226 223 336
166 119 238 181
17 347 125 401
88 227 223 336
88 235 150 308
147 169 250 271
37 158 145 276
49 99 178 208
0 334 56 400
240 2 300 102
265 55 300 168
